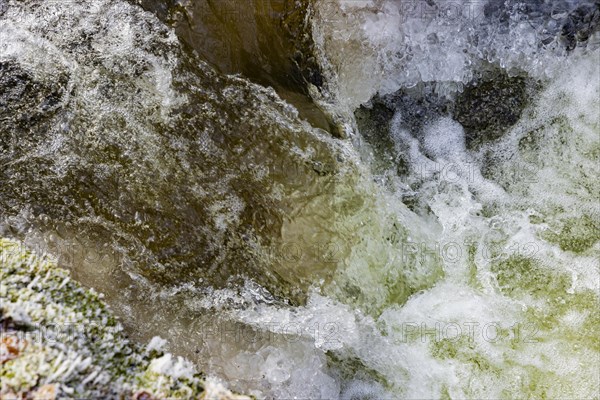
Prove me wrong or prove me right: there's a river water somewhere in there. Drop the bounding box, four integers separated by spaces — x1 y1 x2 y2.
1 0 599 398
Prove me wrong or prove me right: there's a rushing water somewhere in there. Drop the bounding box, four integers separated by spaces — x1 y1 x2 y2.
1 0 599 398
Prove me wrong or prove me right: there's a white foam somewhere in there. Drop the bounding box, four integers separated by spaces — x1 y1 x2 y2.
312 0 598 111
149 353 195 380
147 336 168 352
197 52 600 399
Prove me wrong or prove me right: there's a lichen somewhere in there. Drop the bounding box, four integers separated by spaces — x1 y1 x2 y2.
0 237 251 400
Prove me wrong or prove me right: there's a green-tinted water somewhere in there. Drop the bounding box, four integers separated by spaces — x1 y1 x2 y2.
1 0 598 398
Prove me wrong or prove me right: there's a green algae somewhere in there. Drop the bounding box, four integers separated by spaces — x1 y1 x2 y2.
491 255 572 297
325 352 390 390
491 254 599 345
541 215 600 254
431 336 502 375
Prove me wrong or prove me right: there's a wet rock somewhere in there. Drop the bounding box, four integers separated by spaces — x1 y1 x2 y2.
453 69 534 148
483 0 600 50
354 83 452 178
0 61 68 137
135 0 334 134
560 2 600 50
354 101 396 173
0 0 356 306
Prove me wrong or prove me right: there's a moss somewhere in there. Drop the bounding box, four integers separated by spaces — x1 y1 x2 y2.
0 237 250 400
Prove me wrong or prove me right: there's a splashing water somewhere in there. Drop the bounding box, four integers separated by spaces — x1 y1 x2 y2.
1 0 598 398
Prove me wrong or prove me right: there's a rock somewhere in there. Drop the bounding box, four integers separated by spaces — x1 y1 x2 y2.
483 0 600 50
0 61 68 150
0 237 250 399
135 0 333 134
453 69 535 148
0 0 357 305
